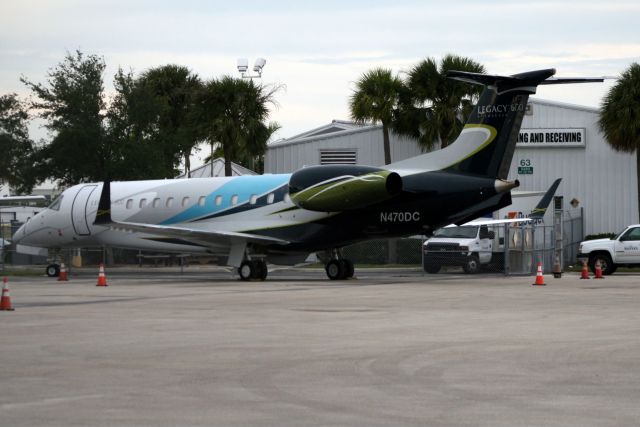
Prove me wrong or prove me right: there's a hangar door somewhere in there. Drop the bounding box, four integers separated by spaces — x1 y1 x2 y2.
72 185 97 236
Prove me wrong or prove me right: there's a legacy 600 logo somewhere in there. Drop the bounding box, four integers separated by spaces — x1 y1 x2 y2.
477 103 525 116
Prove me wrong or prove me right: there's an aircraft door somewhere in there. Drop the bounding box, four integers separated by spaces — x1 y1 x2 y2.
72 185 98 236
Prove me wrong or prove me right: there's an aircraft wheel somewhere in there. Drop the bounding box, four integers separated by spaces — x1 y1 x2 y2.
46 264 60 277
341 259 354 278
253 260 268 281
325 259 345 280
239 261 254 281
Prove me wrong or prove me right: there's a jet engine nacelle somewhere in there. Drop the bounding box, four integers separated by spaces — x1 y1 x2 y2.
288 165 403 212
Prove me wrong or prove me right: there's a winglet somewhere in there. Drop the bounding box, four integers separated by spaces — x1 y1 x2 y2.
529 178 561 219
93 180 112 225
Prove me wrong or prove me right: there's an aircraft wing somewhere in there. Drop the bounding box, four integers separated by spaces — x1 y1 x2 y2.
461 217 538 226
102 220 290 246
460 178 562 226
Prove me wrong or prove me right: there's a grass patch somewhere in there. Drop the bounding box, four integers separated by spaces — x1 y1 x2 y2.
0 267 45 277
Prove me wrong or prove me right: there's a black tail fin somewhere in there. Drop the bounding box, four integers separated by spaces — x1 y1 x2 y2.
93 180 112 225
529 178 562 219
446 69 604 178
389 69 602 179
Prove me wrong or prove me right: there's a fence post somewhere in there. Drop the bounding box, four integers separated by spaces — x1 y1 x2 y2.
388 239 397 264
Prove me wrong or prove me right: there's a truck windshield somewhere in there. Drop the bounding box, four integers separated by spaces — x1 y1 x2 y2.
433 226 479 239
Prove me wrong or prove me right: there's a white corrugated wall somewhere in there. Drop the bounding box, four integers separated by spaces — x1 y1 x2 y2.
509 99 638 235
265 126 423 173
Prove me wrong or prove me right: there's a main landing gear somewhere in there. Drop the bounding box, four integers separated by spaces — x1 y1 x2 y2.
46 263 61 277
238 259 268 281
324 250 355 280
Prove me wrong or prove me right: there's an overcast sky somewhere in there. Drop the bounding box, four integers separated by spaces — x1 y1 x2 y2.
1 0 638 167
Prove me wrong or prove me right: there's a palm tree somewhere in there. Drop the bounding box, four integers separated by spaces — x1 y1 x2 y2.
350 68 404 165
599 63 640 221
203 121 280 174
398 54 485 149
196 76 280 176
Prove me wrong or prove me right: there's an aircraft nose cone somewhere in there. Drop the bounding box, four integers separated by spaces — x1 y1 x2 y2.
11 223 26 245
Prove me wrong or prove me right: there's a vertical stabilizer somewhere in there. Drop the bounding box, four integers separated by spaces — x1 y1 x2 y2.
389 69 603 179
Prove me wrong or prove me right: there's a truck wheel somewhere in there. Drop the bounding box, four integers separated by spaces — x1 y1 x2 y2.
589 253 615 275
423 262 441 274
463 255 480 274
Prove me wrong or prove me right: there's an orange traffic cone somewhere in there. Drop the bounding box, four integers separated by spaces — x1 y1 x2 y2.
58 263 68 281
532 262 546 286
594 260 604 279
1 277 15 311
580 260 590 279
96 263 108 287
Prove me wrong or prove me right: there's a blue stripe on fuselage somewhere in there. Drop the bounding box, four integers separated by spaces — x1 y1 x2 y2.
160 174 291 225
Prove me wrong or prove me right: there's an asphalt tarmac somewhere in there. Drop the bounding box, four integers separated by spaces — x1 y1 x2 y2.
1 266 640 426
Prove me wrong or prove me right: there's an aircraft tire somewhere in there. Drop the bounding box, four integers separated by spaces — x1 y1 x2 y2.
239 261 254 281
325 259 345 280
253 260 268 281
341 259 354 278
46 264 60 277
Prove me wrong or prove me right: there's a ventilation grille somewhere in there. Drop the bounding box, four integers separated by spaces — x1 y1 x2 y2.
320 150 357 165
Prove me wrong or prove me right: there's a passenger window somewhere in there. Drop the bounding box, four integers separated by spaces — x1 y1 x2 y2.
267 193 274 204
139 198 147 208
126 199 133 209
182 197 190 207
166 197 174 208
250 195 258 205
152 198 160 208
198 196 206 207
231 195 238 206
215 195 222 206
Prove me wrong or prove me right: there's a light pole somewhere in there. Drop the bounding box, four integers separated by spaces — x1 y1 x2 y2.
237 58 266 80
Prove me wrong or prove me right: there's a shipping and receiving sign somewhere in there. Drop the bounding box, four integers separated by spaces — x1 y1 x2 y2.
517 128 585 147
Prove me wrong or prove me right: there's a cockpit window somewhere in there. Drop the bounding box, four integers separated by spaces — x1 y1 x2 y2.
48 196 63 211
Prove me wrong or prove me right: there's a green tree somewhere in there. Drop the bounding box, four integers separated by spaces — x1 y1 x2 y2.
135 65 202 177
21 50 108 185
0 93 35 193
195 76 280 176
599 62 640 221
203 121 280 174
349 68 404 165
106 68 169 180
399 54 485 149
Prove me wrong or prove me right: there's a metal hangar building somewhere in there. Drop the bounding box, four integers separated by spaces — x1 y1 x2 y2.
264 99 638 236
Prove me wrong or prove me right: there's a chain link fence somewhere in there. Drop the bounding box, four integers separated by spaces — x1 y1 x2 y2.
2 211 583 277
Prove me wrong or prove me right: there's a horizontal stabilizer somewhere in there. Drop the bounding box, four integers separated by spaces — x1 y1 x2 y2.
447 69 604 91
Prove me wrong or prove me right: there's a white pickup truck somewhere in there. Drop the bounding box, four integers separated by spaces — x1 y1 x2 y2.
423 224 498 274
577 224 640 275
